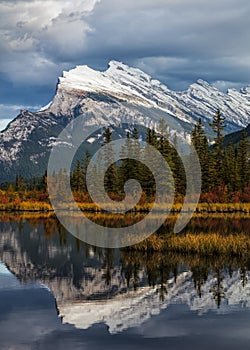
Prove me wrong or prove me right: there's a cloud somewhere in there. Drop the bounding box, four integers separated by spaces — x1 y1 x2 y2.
0 0 99 85
1 0 250 119
85 0 250 87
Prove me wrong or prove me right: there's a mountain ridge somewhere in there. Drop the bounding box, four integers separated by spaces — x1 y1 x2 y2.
0 60 250 181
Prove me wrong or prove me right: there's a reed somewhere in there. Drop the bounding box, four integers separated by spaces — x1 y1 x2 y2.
0 197 250 214
131 232 250 256
0 201 52 211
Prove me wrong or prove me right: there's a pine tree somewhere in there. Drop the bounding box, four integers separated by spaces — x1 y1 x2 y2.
119 131 132 194
171 133 186 196
142 127 157 196
40 170 48 192
210 268 225 309
157 119 175 197
191 118 210 192
118 129 142 196
71 160 84 191
81 151 91 192
223 139 238 192
102 127 118 194
237 130 249 191
15 175 26 192
209 109 226 187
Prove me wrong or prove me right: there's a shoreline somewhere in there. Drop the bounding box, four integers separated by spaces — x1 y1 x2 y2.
0 202 250 213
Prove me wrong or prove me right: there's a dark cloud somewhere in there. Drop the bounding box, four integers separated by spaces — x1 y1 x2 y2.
1 0 250 127
84 0 250 86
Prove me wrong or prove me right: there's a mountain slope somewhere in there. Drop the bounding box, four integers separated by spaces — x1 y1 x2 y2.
0 60 250 181
223 123 250 147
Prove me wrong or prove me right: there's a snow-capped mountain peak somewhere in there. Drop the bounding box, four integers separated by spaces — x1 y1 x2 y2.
57 60 171 110
0 60 250 181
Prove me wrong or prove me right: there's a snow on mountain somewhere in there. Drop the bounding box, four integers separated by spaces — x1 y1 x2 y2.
0 60 250 181
55 61 179 116
59 269 250 334
174 79 250 128
38 101 52 111
51 60 250 128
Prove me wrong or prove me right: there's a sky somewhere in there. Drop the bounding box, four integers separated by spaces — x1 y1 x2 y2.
1 0 250 129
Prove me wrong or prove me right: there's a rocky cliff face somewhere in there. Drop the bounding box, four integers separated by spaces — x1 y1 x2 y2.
1 60 250 181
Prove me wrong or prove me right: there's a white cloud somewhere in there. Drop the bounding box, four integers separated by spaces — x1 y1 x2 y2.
1 0 250 112
0 0 100 85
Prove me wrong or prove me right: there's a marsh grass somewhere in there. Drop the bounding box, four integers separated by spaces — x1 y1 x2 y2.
0 200 250 213
0 201 52 211
131 232 250 256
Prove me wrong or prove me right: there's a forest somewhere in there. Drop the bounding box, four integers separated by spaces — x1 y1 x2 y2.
0 109 249 211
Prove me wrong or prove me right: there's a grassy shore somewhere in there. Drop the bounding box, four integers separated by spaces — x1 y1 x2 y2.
0 200 250 213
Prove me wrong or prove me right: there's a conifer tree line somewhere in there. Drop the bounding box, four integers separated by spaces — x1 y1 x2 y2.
70 109 250 201
191 110 250 197
70 123 186 201
1 109 249 203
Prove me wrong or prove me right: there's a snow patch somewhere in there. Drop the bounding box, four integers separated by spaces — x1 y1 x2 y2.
87 137 96 143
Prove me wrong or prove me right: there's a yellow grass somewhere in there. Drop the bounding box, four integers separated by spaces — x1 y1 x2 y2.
0 201 52 211
0 200 250 213
131 232 250 256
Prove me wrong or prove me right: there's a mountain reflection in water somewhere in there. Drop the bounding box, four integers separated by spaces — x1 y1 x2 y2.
0 213 250 349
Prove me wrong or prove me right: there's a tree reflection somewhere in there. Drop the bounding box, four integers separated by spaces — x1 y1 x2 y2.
210 268 225 309
0 214 249 310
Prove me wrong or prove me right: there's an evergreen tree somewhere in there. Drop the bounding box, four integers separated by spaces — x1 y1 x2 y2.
142 127 158 196
102 127 118 194
223 139 238 192
209 109 226 187
119 130 142 195
40 170 48 192
102 248 114 286
210 268 225 309
157 119 175 197
71 160 84 191
15 175 26 191
191 118 210 192
81 151 91 192
237 130 249 191
170 133 186 196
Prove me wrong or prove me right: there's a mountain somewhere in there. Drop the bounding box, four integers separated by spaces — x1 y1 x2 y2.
1 60 250 182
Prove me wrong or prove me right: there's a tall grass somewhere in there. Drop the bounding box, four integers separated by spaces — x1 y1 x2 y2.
1 200 249 213
131 232 250 256
0 201 52 211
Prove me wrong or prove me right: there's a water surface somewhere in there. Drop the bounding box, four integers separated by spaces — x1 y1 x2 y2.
0 213 249 349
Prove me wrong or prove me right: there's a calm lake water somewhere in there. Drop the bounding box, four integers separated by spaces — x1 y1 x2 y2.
0 213 250 349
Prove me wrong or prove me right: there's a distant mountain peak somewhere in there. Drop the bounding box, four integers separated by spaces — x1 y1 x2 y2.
1 61 250 181
196 78 211 87
57 60 164 103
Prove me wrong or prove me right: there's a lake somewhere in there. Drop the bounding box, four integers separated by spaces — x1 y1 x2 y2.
0 213 250 349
